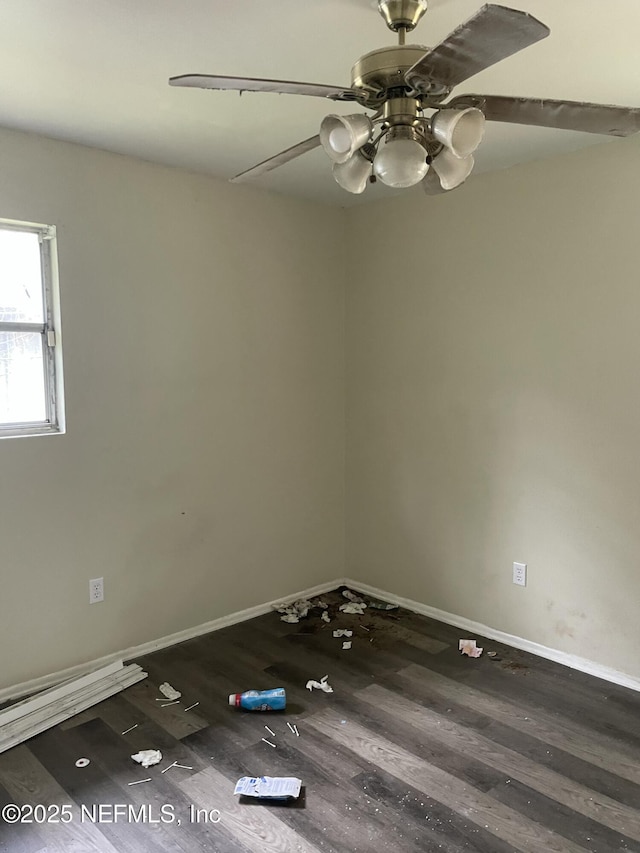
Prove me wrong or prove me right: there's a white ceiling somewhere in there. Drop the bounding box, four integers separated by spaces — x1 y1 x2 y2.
1 0 639 207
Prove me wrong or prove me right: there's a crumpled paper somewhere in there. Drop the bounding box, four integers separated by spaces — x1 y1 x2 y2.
305 675 333 693
159 682 181 700
276 597 330 623
342 589 398 610
321 611 331 623
276 599 311 623
340 602 367 615
459 639 483 658
131 749 162 768
332 629 353 638
342 641 352 650
342 590 362 602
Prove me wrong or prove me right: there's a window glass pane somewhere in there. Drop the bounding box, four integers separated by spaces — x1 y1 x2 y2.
0 229 44 324
0 331 46 424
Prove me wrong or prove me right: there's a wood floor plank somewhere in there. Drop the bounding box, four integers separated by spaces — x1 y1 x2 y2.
324 690 508 794
351 768 519 853
119 679 209 740
487 776 639 853
398 662 640 786
306 708 594 853
182 716 436 852
241 728 445 853
382 666 640 809
180 765 324 853
236 621 403 690
0 744 121 853
0 778 45 853
357 683 640 841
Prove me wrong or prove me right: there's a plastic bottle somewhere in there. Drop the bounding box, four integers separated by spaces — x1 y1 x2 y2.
228 688 286 711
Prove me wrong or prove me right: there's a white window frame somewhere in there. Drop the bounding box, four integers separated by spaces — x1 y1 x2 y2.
0 218 65 438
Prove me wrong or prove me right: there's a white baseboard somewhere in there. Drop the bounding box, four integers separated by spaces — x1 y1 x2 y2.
0 577 347 705
345 577 640 694
4 575 639 705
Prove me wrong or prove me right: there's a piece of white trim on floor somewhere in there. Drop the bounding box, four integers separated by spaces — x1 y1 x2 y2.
0 664 147 754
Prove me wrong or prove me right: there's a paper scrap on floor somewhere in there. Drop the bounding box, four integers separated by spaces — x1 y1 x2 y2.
275 598 312 623
459 639 483 658
131 749 162 768
159 682 181 700
340 602 367 615
332 629 353 638
342 641 352 650
275 596 332 623
235 776 302 800
342 589 398 610
306 675 333 693
342 590 362 602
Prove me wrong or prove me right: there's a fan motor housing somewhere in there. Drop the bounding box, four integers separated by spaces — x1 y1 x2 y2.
351 45 428 95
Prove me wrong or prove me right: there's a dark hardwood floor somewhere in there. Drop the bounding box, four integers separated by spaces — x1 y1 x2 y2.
1 588 639 852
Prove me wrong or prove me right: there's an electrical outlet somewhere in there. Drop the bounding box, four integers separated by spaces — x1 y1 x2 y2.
89 577 104 604
512 562 527 587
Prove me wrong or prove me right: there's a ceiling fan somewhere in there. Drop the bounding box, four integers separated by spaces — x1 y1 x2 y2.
169 1 640 195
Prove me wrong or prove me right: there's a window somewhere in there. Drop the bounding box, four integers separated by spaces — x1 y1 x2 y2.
0 219 64 438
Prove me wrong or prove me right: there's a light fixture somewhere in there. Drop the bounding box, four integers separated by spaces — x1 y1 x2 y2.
421 167 448 196
430 107 485 158
373 127 429 188
431 148 474 190
332 148 374 194
320 114 373 164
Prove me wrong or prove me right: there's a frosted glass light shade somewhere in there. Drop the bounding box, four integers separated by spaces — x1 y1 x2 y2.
432 148 474 190
320 114 373 163
421 168 448 195
373 136 429 188
431 107 485 158
332 151 373 194
328 126 351 155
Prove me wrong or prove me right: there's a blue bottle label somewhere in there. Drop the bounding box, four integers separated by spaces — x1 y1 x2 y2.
237 688 286 711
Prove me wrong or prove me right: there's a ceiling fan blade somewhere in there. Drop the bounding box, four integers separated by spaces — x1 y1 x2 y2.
449 94 640 136
230 135 321 183
406 4 549 93
169 75 358 102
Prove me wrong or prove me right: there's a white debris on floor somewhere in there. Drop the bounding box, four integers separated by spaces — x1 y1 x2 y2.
234 776 302 800
131 749 163 768
332 629 353 638
305 675 334 693
275 596 331 623
159 682 181 700
341 590 361 602
275 598 312 623
340 602 367 615
459 639 483 658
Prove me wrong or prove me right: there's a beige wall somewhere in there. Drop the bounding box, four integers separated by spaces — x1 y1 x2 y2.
346 135 640 680
0 127 346 688
3 122 640 689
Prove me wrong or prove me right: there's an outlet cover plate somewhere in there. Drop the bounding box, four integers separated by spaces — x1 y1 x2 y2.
512 562 527 587
89 577 104 604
